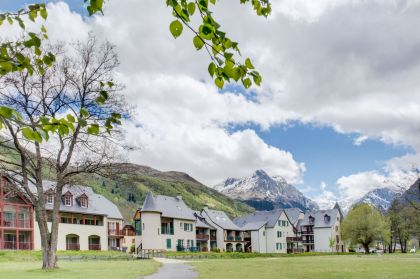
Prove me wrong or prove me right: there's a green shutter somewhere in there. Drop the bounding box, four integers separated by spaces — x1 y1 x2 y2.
166 239 171 249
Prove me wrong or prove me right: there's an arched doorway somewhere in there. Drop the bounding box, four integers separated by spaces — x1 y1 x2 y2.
226 243 233 252
88 235 101 250
235 243 243 252
66 234 79 250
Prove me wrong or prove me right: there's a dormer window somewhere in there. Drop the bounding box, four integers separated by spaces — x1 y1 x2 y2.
77 193 88 208
324 214 331 223
64 195 72 206
309 216 315 224
62 191 73 207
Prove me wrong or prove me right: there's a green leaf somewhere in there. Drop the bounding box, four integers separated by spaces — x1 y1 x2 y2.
245 58 255 69
169 20 183 38
40 8 48 20
193 36 204 50
66 114 76 123
187 2 196 15
87 124 100 135
243 77 252 89
215 77 224 89
208 62 216 77
80 107 89 117
0 106 14 118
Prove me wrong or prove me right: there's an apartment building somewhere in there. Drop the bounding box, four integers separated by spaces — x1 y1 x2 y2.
0 175 124 251
133 193 197 252
234 209 295 253
200 207 246 252
297 203 345 252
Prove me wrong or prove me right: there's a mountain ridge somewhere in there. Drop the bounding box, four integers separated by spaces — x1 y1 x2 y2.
213 170 319 211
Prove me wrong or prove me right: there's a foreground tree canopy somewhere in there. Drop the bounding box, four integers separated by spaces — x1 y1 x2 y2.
0 0 270 145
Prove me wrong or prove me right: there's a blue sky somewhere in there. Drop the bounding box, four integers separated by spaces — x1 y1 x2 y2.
2 1 419 205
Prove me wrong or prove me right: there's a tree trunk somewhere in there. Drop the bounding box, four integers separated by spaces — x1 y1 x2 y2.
35 200 58 269
363 243 370 254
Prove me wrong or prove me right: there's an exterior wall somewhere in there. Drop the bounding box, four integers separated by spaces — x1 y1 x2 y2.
165 219 196 251
121 235 136 252
250 227 266 253
34 220 108 251
139 212 164 250
136 212 196 251
266 212 294 253
314 227 333 252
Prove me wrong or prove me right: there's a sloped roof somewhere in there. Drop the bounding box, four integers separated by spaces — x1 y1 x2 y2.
203 209 243 230
194 211 216 229
299 209 339 228
234 209 285 231
36 181 123 219
140 193 195 221
284 208 303 225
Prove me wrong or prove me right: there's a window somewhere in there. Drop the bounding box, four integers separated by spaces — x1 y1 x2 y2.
286 221 289 226
278 220 281 226
47 194 54 204
184 223 193 232
277 231 282 238
276 243 282 250
80 198 88 208
166 239 172 249
64 195 72 206
191 240 194 248
180 222 183 229
187 240 190 248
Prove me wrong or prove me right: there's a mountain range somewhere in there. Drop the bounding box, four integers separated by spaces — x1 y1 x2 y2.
213 170 319 211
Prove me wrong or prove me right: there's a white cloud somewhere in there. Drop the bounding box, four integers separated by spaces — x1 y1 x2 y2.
313 181 338 209
2 0 420 190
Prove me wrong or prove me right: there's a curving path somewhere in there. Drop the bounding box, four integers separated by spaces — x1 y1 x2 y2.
141 258 198 279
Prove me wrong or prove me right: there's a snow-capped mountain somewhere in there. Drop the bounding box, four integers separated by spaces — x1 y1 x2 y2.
213 170 319 211
352 187 398 212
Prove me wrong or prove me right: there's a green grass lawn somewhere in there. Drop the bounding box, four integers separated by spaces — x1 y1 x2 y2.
0 251 160 279
0 260 160 279
190 254 420 279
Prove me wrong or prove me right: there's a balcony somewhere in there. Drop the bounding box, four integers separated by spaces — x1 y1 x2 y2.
286 237 302 242
210 235 217 241
161 227 174 235
225 235 243 242
0 218 31 229
196 234 209 240
1 241 32 250
66 243 80 251
302 239 314 244
300 230 313 235
108 229 124 236
88 244 101 250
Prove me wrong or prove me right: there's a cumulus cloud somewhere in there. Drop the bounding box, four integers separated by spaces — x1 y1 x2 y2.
313 181 339 209
2 0 420 191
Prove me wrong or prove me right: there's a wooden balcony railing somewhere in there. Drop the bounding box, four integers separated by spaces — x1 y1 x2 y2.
108 229 124 236
88 244 101 250
66 243 80 251
210 235 217 241
1 241 32 250
286 237 302 242
0 219 31 229
196 234 209 240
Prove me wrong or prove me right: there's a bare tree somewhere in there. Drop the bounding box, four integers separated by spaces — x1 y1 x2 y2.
0 35 127 269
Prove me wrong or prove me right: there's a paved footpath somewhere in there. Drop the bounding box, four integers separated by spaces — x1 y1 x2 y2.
141 258 198 279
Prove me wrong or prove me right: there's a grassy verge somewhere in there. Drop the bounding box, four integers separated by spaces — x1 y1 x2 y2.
0 260 160 279
0 250 131 262
190 254 420 279
165 251 356 259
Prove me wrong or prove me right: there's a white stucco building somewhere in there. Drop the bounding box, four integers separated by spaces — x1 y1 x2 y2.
234 209 297 253
297 203 346 252
133 193 197 252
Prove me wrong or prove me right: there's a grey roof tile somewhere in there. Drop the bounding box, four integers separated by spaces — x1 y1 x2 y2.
299 209 339 228
140 193 196 221
203 209 243 231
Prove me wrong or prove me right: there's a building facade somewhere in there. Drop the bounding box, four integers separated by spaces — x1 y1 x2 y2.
297 203 346 252
234 209 296 253
0 176 124 251
200 207 246 252
133 193 197 252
